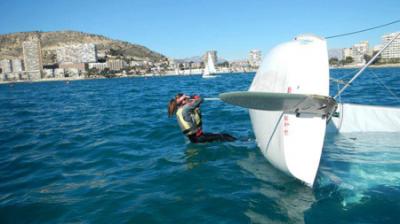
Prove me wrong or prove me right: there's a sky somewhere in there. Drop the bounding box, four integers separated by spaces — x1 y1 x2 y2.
0 0 399 60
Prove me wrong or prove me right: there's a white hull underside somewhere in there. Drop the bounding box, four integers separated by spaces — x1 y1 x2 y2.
249 35 330 186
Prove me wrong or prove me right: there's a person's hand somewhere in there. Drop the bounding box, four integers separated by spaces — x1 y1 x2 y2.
177 94 189 104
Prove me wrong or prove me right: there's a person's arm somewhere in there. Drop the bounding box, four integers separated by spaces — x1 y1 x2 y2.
187 96 203 109
181 97 202 121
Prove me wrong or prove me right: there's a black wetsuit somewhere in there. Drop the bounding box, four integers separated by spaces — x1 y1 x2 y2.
188 133 236 143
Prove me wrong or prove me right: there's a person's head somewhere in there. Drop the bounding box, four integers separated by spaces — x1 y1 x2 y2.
168 99 177 118
168 93 189 117
175 93 189 106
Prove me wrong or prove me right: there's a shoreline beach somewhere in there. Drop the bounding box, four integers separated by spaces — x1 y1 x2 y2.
330 63 400 69
0 69 255 85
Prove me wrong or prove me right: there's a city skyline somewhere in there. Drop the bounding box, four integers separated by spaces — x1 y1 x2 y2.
0 0 399 60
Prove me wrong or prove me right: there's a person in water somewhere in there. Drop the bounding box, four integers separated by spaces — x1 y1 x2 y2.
168 93 236 143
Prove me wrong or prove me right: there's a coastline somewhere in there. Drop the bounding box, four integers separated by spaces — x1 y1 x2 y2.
0 69 255 85
330 63 400 69
3 64 399 84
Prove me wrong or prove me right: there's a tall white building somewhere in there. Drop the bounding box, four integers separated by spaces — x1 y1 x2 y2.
381 32 400 59
56 43 97 63
23 38 43 80
342 48 353 59
352 41 369 64
248 49 262 67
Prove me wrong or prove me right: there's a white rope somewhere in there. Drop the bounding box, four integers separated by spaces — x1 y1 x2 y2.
330 77 346 85
325 19 400 39
369 69 400 103
204 97 221 101
336 81 342 103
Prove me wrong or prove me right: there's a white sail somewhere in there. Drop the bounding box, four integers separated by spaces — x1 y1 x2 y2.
202 53 216 78
249 35 329 186
207 53 216 74
203 64 210 76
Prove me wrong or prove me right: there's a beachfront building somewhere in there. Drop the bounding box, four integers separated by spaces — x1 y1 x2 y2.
43 69 55 78
23 38 43 80
54 68 65 78
248 49 262 68
352 41 369 65
64 68 80 78
342 48 353 60
0 59 12 73
230 60 250 72
0 59 25 81
56 43 97 64
89 62 108 71
12 59 24 72
59 62 88 71
107 59 125 71
130 60 147 67
190 61 202 69
381 32 400 61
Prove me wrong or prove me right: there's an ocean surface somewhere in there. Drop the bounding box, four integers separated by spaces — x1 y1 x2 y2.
1 68 399 223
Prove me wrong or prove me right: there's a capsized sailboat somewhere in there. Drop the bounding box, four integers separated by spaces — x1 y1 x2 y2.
220 34 400 187
202 52 217 78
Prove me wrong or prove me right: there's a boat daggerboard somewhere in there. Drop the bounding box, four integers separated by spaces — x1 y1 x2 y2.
224 35 330 186
220 91 337 118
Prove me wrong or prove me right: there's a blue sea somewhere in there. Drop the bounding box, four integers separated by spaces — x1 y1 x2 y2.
1 68 399 223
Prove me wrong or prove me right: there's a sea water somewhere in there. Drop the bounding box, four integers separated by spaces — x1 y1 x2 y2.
0 68 399 223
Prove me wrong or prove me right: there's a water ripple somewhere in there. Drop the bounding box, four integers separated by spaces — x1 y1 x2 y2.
1 70 399 223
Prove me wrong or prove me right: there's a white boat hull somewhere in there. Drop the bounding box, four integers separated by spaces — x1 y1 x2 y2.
202 74 217 78
249 35 330 186
327 103 400 133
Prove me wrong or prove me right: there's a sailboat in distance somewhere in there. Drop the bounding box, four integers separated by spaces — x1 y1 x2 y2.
202 52 218 78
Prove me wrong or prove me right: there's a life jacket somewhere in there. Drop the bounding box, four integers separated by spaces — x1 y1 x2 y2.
193 108 202 128
176 106 202 136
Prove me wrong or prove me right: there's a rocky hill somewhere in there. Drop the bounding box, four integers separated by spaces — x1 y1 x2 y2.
0 31 166 64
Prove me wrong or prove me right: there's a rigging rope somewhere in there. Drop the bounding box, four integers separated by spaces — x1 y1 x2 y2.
325 19 400 39
204 97 220 101
334 32 400 99
369 69 400 103
329 77 346 85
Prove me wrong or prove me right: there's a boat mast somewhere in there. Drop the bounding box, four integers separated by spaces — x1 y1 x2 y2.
334 32 400 99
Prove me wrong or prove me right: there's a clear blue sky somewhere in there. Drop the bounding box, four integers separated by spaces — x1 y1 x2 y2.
0 0 399 60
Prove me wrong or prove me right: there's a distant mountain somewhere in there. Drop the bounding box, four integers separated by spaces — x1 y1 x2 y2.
177 55 229 64
177 56 203 63
0 30 166 64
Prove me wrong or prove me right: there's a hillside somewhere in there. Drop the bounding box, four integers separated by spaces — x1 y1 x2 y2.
0 31 166 64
